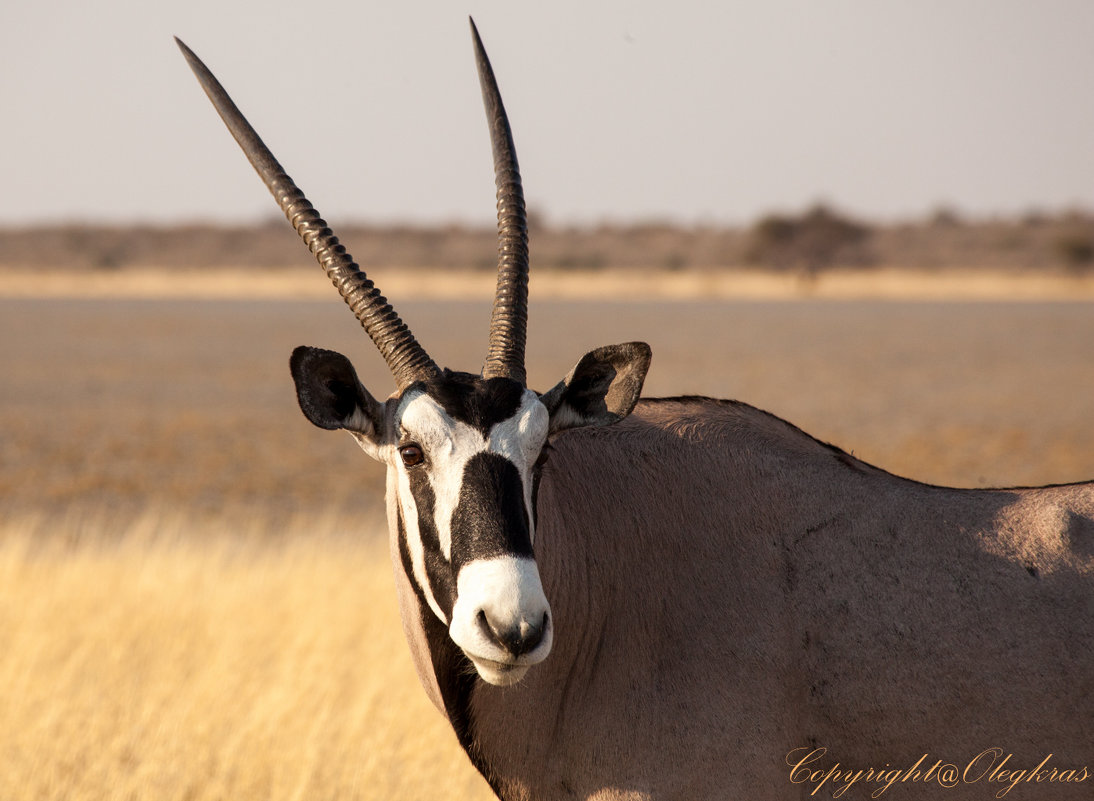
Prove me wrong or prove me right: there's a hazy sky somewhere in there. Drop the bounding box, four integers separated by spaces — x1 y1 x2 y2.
4 1 1094 226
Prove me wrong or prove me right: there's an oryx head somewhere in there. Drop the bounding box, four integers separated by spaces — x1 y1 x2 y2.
178 22 651 686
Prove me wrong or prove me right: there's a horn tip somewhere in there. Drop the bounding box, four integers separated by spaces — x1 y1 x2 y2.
469 17 486 57
174 36 208 77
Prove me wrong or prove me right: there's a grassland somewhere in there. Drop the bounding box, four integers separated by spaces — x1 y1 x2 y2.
4 264 1094 302
0 508 495 800
2 279 1093 799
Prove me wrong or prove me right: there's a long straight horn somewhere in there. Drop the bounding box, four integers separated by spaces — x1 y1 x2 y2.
175 38 439 389
470 20 529 386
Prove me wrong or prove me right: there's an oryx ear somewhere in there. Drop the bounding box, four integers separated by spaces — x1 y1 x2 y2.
290 346 384 442
540 342 651 434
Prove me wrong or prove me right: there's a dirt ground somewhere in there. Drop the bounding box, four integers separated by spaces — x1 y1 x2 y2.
3 284 1093 523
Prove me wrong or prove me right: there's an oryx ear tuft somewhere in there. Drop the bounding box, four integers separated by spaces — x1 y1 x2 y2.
289 346 384 438
540 342 651 434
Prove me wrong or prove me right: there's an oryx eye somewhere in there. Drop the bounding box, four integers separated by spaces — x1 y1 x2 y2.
399 444 424 468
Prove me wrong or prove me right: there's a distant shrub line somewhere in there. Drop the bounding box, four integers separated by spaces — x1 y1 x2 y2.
2 207 1093 273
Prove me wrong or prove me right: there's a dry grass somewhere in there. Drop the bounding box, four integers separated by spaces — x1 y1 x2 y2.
0 508 494 801
5 265 1094 301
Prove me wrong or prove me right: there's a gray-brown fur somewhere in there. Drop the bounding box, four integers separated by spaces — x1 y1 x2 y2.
395 396 1093 800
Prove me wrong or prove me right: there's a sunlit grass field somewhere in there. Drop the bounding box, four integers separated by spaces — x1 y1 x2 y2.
0 508 495 800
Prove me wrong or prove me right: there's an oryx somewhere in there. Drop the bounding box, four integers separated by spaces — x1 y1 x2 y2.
179 22 1094 801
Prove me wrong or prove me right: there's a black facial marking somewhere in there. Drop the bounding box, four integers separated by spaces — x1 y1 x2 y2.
406 468 458 619
396 507 499 793
450 452 534 570
396 506 416 595
424 370 525 436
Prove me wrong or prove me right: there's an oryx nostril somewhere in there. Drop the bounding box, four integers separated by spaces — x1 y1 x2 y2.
515 612 547 655
477 609 548 657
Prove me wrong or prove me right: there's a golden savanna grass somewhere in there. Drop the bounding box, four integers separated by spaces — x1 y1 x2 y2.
0 509 494 801
4 265 1094 301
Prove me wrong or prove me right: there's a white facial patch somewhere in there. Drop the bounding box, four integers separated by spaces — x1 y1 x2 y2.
488 390 549 473
448 555 553 686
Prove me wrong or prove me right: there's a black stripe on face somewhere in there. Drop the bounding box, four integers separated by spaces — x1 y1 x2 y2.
406 468 457 620
450 452 534 571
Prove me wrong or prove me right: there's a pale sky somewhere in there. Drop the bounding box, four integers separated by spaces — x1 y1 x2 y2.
3 1 1093 227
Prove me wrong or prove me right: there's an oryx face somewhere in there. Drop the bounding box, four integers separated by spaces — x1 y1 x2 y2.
389 373 552 685
178 23 651 686
289 345 650 686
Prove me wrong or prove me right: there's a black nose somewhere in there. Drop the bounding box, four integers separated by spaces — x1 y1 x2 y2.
477 610 548 657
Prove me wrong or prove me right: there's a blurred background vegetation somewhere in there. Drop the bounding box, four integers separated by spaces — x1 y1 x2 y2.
3 207 1093 275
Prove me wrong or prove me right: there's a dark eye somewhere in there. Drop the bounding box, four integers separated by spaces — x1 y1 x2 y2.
399 444 424 468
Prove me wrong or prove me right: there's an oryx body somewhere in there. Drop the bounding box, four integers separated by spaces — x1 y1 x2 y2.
180 23 1094 801
463 397 1094 798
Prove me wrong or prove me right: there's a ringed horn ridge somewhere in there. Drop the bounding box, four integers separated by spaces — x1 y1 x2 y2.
471 18 530 385
175 18 532 388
